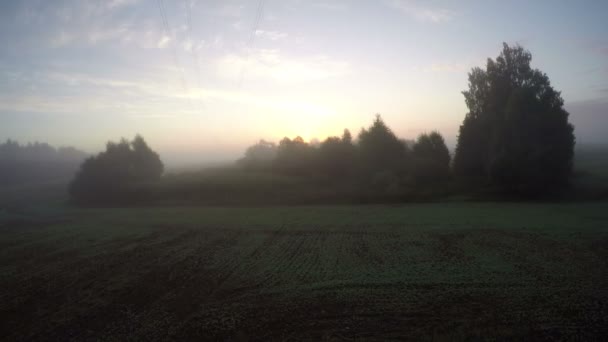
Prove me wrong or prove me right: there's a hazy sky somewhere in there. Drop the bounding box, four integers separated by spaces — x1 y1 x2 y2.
1 0 607 166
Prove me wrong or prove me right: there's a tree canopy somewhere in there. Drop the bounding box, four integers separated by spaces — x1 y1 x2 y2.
237 115 452 194
317 129 356 178
69 135 163 203
358 114 409 176
273 137 311 174
412 132 451 185
0 140 88 186
238 139 278 170
453 43 575 195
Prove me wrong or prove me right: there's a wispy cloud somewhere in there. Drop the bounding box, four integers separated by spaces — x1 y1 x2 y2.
107 0 140 10
312 2 349 11
217 49 351 83
255 30 288 41
50 31 75 48
0 69 334 119
388 0 454 23
413 62 467 73
212 4 245 18
157 35 171 49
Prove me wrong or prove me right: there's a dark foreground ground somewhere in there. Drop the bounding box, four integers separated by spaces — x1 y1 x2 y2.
1 203 607 341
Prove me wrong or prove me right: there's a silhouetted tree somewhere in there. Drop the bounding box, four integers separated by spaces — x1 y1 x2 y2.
275 136 316 175
132 135 164 182
318 129 356 178
453 43 575 195
69 135 163 203
412 132 451 184
342 128 353 145
358 115 409 177
0 139 87 186
357 115 411 195
238 140 277 169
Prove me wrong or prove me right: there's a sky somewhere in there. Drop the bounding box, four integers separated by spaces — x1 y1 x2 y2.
1 0 607 166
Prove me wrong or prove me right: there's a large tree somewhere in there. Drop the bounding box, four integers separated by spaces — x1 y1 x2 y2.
358 115 409 176
357 115 411 195
69 135 163 203
453 43 575 195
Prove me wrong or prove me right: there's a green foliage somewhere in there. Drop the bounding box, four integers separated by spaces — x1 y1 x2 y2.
275 136 317 175
317 129 356 178
412 131 451 185
0 139 87 186
69 135 163 203
358 114 410 178
225 116 453 203
454 43 575 196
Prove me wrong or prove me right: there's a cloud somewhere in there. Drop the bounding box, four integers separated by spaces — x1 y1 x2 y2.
50 31 75 47
217 49 351 83
413 63 467 73
86 25 130 44
0 69 334 119
107 0 140 10
388 0 454 23
312 2 349 11
255 30 288 41
213 4 245 18
1 0 169 50
157 35 171 49
182 38 194 52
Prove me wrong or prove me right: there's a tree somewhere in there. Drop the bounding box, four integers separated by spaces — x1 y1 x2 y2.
412 131 451 184
358 114 409 177
357 115 411 196
0 139 87 186
318 129 356 179
69 135 163 203
131 135 164 182
453 43 575 195
342 129 353 145
274 136 316 175
238 139 277 169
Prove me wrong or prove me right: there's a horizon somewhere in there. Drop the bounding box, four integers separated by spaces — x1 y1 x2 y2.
1 0 607 167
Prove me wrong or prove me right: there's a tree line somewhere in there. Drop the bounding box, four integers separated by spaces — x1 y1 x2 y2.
0 140 87 186
68 43 575 204
238 115 451 197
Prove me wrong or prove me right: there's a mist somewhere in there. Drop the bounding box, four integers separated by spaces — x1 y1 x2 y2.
567 100 608 147
2 1 608 340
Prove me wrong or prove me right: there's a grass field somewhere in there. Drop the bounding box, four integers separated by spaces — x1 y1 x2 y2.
1 203 607 340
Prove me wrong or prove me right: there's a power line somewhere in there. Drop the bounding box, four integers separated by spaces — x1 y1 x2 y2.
157 0 189 100
184 0 204 113
238 0 265 88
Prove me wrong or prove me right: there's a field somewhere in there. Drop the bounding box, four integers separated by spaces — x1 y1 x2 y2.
1 203 608 340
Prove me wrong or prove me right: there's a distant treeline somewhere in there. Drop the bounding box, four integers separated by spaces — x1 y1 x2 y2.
69 43 582 205
0 140 88 186
236 115 451 197
67 115 455 205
